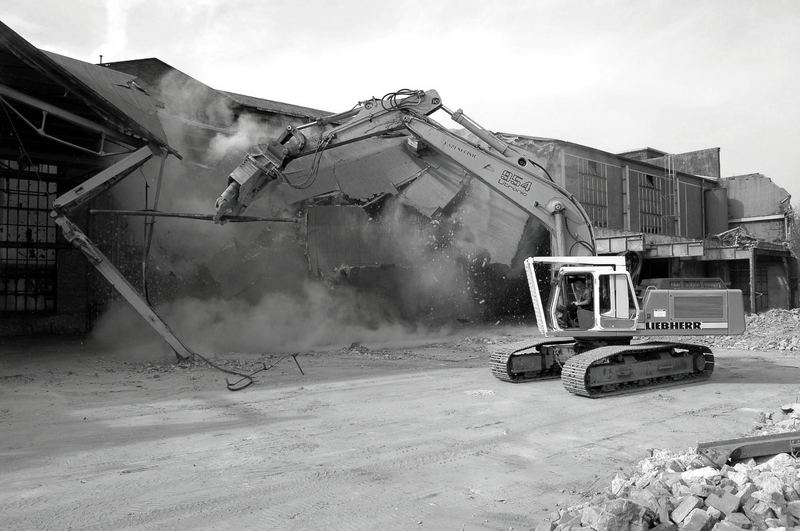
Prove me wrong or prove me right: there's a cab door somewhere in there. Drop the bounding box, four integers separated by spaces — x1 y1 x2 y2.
596 272 638 331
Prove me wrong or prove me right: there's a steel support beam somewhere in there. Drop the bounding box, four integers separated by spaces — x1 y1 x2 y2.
0 83 136 156
54 145 154 210
52 214 193 360
697 430 800 468
52 145 194 360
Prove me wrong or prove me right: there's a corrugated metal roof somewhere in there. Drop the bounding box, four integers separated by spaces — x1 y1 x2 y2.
0 20 171 150
221 90 331 120
103 59 330 122
44 51 168 146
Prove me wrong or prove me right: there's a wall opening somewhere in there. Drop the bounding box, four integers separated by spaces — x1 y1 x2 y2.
0 161 59 313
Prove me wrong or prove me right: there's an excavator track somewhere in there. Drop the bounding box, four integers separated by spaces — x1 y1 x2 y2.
490 339 576 383
561 342 714 398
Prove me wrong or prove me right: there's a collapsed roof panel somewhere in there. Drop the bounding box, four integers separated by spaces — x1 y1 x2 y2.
0 21 171 151
278 136 435 204
450 179 530 265
44 51 167 146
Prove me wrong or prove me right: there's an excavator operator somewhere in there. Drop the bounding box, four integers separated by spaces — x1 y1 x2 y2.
567 277 593 327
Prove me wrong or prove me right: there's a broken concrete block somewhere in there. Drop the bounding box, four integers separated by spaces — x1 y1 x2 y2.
750 488 786 515
742 498 776 527
757 453 795 472
706 505 723 522
634 472 655 489
727 470 750 488
580 504 603 529
631 488 673 524
711 521 746 531
736 483 758 505
682 508 715 531
595 498 655 531
650 523 677 531
723 512 752 529
706 491 743 516
610 472 631 496
535 519 555 531
672 482 692 498
672 495 704 524
691 482 715 498
652 479 674 495
556 509 582 529
666 459 686 473
782 485 800 502
757 475 786 496
787 500 800 518
682 467 722 483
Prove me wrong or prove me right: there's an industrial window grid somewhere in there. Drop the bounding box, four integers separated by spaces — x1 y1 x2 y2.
634 170 675 235
0 159 59 312
575 157 609 228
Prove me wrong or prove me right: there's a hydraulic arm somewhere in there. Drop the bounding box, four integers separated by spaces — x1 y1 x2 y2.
214 89 595 257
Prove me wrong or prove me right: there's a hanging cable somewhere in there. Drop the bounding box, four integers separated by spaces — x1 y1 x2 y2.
380 89 425 111
284 133 333 190
527 158 555 183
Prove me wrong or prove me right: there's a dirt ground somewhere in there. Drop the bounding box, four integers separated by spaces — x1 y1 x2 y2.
2 326 800 530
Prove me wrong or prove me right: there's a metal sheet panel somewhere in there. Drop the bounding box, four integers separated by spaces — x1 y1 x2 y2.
43 51 169 146
306 206 423 275
452 179 528 265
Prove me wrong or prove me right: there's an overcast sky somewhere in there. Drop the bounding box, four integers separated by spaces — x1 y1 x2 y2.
5 0 799 204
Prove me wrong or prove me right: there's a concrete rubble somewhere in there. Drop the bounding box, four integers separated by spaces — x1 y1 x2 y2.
537 410 800 531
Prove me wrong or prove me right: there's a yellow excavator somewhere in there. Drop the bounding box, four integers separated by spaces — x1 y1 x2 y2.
215 89 745 397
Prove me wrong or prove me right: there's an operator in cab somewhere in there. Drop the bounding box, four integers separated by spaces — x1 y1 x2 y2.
565 277 593 328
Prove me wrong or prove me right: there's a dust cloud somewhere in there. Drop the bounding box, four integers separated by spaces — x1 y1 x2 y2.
92 74 476 357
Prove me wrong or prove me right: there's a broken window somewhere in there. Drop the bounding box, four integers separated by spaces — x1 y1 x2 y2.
573 156 609 228
0 162 59 312
634 170 675 235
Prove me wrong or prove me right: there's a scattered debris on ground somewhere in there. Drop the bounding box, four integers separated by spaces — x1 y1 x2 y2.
539 404 800 531
654 308 800 352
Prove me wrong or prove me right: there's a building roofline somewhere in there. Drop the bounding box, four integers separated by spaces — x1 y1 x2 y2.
0 21 172 150
503 134 719 183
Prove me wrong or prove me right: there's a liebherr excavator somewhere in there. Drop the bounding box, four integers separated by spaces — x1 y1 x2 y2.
215 89 745 398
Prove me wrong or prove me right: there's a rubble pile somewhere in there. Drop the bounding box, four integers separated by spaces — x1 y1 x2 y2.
539 450 800 531
749 404 800 437
539 408 800 531
710 227 760 249
655 308 800 352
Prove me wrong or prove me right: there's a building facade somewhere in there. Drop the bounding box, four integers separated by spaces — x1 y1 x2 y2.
1 21 796 339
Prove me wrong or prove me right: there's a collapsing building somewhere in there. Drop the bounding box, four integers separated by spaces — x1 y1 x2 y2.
0 20 796 341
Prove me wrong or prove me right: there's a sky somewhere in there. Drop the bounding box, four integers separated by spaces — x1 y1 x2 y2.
4 0 799 204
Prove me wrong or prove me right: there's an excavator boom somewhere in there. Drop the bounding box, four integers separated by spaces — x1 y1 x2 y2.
214 89 595 257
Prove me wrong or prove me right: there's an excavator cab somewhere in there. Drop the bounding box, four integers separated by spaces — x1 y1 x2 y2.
526 256 639 337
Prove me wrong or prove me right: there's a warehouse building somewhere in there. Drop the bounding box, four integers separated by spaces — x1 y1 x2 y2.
0 21 796 338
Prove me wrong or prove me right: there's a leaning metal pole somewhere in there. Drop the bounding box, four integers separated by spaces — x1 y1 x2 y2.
51 144 195 360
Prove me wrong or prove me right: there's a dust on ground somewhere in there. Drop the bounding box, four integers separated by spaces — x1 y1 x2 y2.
2 321 800 530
